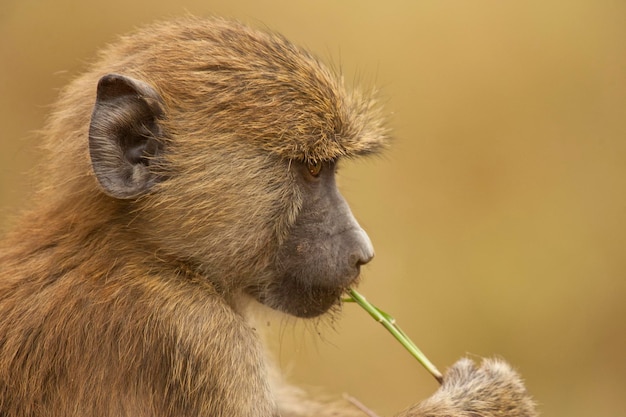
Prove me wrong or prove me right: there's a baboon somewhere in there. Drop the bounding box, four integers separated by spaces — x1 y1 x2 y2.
0 17 538 417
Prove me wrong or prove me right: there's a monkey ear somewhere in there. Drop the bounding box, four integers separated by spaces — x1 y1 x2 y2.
89 73 165 199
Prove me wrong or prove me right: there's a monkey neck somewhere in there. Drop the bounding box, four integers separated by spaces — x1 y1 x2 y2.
0 192 230 301
1 197 129 281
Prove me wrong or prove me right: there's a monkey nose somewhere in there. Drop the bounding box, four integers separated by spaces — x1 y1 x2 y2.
353 228 375 267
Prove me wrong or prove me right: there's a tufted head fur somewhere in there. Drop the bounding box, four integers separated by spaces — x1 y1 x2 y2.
40 17 388 194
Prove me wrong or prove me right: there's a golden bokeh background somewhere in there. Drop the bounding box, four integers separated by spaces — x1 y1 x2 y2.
1 1 625 416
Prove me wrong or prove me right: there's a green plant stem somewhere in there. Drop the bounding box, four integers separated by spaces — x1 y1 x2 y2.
346 289 444 385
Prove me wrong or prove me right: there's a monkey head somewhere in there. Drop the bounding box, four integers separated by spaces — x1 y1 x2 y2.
75 18 387 318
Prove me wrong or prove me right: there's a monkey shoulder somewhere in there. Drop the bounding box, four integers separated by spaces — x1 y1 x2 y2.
0 263 275 416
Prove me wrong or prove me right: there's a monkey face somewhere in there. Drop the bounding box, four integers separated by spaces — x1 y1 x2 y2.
88 72 379 320
253 160 375 318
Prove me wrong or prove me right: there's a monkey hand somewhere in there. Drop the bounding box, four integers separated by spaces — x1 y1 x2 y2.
398 357 538 417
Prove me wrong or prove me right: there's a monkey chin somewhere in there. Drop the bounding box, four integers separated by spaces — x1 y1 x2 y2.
252 272 362 319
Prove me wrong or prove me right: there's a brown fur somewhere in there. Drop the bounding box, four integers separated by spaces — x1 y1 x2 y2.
0 17 537 417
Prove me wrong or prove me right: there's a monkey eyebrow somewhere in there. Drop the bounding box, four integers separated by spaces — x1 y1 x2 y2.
285 157 340 172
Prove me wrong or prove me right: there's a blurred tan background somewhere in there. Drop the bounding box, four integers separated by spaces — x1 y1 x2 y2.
1 1 625 416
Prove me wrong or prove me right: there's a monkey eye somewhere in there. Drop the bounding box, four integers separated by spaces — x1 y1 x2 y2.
307 161 323 177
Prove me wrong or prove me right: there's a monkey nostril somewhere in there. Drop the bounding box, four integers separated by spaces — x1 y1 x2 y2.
352 228 375 268
355 248 375 267
356 254 374 267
